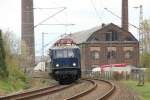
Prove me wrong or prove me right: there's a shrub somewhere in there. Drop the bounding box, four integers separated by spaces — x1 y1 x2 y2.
0 30 8 78
2 31 28 82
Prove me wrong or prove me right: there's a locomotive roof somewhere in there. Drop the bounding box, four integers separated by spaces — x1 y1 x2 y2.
51 45 79 50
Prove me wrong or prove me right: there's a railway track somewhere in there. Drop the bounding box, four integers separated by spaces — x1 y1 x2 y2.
0 79 115 100
65 79 115 100
0 84 73 100
97 80 115 100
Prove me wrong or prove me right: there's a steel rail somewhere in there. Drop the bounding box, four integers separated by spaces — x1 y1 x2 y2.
0 79 115 100
0 84 74 100
65 79 115 100
65 79 97 100
96 79 115 100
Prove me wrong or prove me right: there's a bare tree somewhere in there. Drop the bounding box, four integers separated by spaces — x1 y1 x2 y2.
140 19 150 68
3 31 33 75
142 19 150 53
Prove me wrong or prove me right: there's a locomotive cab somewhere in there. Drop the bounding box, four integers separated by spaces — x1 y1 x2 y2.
49 38 81 84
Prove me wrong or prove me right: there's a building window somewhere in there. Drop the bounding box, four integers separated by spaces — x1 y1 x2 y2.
88 36 99 42
107 50 116 59
125 50 133 59
123 47 134 59
107 47 117 59
125 36 133 41
91 51 99 60
106 31 118 41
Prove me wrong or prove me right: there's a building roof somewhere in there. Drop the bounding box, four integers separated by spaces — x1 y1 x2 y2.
65 26 102 44
51 45 79 50
65 23 138 44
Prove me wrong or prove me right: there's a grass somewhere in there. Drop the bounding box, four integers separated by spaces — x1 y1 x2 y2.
123 80 150 100
0 78 54 96
0 78 27 95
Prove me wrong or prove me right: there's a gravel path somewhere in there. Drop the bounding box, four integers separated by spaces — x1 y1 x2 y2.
32 80 93 100
107 81 140 100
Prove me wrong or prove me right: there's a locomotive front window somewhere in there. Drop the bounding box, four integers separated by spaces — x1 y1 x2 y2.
55 50 64 58
55 49 75 58
68 49 74 57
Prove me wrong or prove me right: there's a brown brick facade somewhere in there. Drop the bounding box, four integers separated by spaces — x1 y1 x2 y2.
80 42 139 71
66 23 139 71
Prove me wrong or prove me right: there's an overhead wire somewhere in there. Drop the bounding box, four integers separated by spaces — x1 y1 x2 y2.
104 8 140 30
34 7 66 25
90 0 102 21
34 7 67 28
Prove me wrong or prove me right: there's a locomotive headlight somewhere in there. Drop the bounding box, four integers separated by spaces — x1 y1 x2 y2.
73 62 76 66
56 64 59 67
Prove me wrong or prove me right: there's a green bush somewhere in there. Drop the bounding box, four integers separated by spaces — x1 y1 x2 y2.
140 53 150 68
0 30 8 78
0 31 29 93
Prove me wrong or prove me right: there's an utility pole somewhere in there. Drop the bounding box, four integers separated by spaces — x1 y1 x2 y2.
42 32 44 61
139 5 144 54
134 5 143 54
41 32 48 61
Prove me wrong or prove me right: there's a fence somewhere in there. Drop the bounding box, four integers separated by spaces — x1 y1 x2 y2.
81 70 146 82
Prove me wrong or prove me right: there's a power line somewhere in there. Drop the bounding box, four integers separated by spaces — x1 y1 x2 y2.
34 7 67 28
104 8 140 30
40 24 75 26
33 7 66 10
90 0 102 21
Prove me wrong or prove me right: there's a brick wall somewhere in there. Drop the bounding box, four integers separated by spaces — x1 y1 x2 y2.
80 42 139 71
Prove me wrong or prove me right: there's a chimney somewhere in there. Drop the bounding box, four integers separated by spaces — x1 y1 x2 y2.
101 23 106 28
122 0 128 31
21 0 35 65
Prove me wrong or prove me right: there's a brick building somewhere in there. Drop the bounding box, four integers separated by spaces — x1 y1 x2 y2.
64 0 139 71
66 23 139 71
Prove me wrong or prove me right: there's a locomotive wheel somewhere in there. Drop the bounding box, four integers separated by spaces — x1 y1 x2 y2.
59 77 74 84
59 80 66 84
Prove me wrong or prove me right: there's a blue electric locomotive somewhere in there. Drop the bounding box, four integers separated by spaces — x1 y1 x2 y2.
49 38 81 84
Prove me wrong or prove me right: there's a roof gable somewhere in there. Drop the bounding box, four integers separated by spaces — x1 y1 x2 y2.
65 23 138 44
87 23 138 42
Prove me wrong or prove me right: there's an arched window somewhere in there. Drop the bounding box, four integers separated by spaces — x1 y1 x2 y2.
107 50 116 59
125 50 133 59
91 51 99 60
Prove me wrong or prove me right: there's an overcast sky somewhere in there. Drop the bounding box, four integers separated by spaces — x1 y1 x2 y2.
0 0 150 56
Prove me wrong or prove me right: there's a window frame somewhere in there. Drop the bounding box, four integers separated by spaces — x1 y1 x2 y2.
106 31 118 41
90 50 100 60
124 50 134 59
107 50 117 59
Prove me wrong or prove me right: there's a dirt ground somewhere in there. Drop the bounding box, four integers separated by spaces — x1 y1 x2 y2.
108 81 140 100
